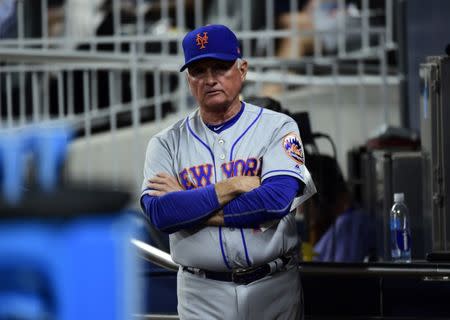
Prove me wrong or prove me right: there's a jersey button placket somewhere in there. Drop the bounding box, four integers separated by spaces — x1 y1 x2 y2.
216 137 226 163
215 136 227 180
215 137 232 268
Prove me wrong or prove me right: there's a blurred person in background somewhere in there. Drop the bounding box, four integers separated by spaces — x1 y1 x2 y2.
0 0 17 39
304 153 375 262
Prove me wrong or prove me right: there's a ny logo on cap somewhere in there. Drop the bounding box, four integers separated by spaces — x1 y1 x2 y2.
196 32 208 49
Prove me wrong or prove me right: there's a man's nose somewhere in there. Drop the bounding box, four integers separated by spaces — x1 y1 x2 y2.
204 68 217 83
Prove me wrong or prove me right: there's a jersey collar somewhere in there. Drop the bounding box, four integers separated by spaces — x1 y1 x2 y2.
205 101 245 134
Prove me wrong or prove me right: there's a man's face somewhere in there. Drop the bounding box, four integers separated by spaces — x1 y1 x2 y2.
186 58 248 110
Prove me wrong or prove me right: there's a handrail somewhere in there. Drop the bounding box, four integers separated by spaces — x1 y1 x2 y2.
131 238 178 272
299 261 450 277
131 239 450 278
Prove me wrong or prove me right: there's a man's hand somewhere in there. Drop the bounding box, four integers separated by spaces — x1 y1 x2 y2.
215 176 260 206
146 172 183 196
204 210 225 226
236 176 261 193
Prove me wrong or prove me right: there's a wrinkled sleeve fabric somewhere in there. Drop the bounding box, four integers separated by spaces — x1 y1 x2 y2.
140 185 220 233
259 117 316 210
223 175 303 228
140 135 222 233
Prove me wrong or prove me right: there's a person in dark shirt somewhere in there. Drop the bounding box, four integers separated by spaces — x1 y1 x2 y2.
305 153 375 262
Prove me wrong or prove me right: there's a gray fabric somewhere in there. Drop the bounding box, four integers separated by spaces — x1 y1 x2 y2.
177 265 303 320
141 102 315 271
141 101 315 319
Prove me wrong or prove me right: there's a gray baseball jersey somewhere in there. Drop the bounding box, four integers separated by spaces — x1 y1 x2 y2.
141 101 316 272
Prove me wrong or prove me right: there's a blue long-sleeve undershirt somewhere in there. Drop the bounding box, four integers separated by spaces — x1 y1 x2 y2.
140 184 220 233
223 176 302 227
140 175 302 233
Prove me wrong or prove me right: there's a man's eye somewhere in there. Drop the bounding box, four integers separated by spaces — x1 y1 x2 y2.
215 63 232 71
189 68 205 76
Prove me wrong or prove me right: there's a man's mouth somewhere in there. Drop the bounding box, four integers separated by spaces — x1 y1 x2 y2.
205 90 221 95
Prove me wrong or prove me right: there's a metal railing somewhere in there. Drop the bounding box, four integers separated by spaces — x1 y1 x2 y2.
132 238 178 271
131 239 450 319
0 0 402 200
132 238 450 278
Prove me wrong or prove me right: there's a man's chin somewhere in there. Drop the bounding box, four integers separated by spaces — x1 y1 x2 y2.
203 97 229 109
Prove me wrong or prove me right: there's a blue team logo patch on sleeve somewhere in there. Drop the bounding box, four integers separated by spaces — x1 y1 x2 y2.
283 132 304 165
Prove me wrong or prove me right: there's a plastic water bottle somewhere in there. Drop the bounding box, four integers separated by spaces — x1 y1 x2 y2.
390 193 412 262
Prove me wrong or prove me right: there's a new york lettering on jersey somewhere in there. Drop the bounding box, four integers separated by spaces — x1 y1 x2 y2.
179 158 262 189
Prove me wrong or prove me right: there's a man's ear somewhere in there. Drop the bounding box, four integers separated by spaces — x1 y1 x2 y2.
186 73 194 95
239 60 248 80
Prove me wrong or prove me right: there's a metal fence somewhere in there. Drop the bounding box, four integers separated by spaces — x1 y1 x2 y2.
0 0 401 199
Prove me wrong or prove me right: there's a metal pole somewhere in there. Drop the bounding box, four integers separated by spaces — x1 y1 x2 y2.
19 67 25 126
177 0 187 113
306 63 314 112
332 61 341 163
108 71 118 189
161 0 169 54
137 0 145 36
132 239 178 271
290 0 299 58
358 59 368 142
113 0 123 105
17 0 24 47
379 34 389 126
153 68 162 121
337 0 346 57
83 70 91 185
137 0 145 55
91 70 98 113
32 72 40 123
41 0 48 49
194 0 203 28
57 70 64 118
313 0 323 59
63 0 71 49
176 0 186 54
385 0 394 47
136 0 146 114
218 0 227 26
108 71 119 188
130 44 141 187
42 71 49 120
6 73 13 128
265 0 275 57
362 0 370 52
113 0 121 53
67 70 74 118
241 0 251 57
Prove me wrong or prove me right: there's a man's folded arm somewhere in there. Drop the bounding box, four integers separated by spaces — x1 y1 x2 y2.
140 176 259 233
141 184 219 233
222 175 304 228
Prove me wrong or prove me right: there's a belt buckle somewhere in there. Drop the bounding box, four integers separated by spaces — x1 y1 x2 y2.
232 266 264 285
232 267 252 284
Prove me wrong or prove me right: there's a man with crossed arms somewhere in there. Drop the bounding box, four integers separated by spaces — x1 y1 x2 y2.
141 24 315 319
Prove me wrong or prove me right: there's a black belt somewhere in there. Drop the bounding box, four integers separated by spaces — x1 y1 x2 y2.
183 256 292 285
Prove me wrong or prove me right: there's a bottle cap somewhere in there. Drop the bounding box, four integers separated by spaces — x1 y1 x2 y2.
394 193 404 202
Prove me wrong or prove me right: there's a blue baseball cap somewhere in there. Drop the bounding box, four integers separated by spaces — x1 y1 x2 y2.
180 24 242 72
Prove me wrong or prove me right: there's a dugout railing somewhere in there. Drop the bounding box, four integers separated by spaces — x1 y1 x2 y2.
0 0 401 237
0 0 400 199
